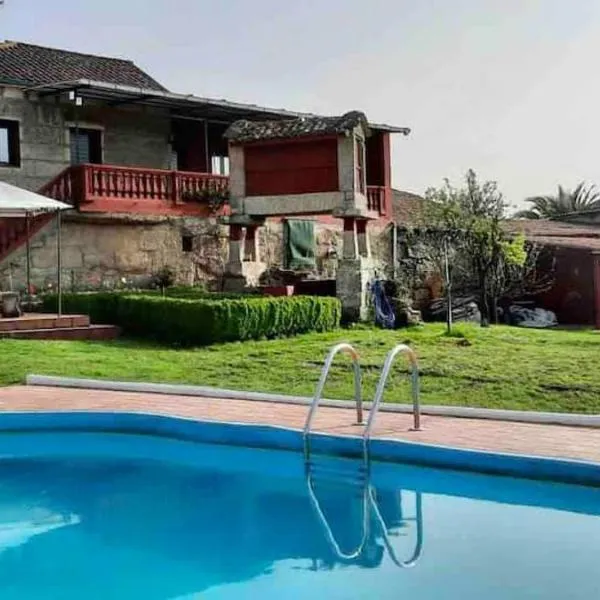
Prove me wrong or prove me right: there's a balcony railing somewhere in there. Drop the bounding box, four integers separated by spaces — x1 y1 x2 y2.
39 164 391 219
366 185 389 216
39 163 229 207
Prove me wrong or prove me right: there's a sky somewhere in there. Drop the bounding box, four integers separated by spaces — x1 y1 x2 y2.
3 0 600 208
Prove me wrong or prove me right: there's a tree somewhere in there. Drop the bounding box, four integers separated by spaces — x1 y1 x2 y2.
515 182 600 220
424 170 529 327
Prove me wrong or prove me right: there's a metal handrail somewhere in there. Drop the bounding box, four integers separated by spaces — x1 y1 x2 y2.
368 488 423 568
307 469 424 566
305 469 370 560
303 343 362 462
364 345 420 460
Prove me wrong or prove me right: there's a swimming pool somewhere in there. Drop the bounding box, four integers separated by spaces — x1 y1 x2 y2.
0 413 598 599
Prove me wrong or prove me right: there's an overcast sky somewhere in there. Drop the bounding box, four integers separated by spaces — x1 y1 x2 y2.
3 0 600 207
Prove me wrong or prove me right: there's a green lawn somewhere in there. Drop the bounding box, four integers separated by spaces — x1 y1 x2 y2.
2 323 600 413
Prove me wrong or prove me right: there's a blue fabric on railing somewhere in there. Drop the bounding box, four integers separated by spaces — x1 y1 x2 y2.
371 279 395 329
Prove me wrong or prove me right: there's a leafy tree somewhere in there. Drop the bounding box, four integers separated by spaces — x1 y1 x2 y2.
515 182 600 220
424 170 529 326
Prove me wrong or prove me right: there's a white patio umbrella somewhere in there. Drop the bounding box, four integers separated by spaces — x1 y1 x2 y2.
0 181 71 315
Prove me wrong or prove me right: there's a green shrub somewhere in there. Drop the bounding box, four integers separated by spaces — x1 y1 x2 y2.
41 292 341 345
40 292 131 324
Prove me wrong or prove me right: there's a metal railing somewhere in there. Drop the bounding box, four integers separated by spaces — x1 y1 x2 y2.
305 464 370 560
304 343 420 465
306 465 424 567
304 342 423 567
368 488 424 568
303 343 363 462
363 344 421 460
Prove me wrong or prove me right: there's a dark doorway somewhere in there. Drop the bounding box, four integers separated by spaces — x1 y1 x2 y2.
70 128 102 165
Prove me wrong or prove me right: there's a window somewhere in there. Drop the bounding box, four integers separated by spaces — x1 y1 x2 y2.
70 128 102 165
211 155 230 176
355 137 366 194
181 233 194 253
0 120 20 167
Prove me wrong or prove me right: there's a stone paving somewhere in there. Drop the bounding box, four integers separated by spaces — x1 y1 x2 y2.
0 385 599 463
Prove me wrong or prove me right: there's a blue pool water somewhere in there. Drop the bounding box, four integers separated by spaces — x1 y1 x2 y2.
0 428 599 599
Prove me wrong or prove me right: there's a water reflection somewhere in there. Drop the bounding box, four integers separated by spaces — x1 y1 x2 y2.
0 457 423 598
305 456 423 571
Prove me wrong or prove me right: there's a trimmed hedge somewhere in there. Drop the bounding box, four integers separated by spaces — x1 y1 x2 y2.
41 292 341 345
41 292 125 325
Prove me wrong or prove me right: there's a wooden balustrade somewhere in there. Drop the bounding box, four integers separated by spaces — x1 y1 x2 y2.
39 165 390 219
367 185 386 215
38 163 230 208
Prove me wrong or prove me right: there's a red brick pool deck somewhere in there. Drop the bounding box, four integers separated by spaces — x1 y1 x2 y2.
0 385 599 463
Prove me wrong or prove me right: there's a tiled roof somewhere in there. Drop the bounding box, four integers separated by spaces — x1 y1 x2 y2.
391 189 425 225
504 219 600 250
0 41 166 90
224 110 370 143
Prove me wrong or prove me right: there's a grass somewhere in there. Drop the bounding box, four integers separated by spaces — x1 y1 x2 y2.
2 323 600 413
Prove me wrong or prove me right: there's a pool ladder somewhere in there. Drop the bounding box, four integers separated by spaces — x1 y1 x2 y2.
303 342 423 566
305 457 424 566
303 342 421 466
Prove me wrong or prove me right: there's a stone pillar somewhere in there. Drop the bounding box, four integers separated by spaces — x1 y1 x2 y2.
356 219 370 258
336 216 376 321
342 217 359 260
336 256 374 322
226 224 244 276
223 221 266 291
228 143 245 215
244 226 259 262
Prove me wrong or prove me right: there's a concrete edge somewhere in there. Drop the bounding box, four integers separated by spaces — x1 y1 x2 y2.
0 410 599 487
25 374 600 428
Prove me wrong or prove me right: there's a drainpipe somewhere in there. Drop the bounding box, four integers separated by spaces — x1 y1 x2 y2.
25 211 31 298
203 119 210 173
56 210 62 317
391 222 397 280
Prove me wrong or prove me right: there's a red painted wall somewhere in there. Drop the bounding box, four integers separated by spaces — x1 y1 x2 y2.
244 137 339 197
365 131 392 219
536 247 595 325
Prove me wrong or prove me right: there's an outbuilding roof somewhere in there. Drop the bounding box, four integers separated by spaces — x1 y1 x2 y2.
224 111 373 143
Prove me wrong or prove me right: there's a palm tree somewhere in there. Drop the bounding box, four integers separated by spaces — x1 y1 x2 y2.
515 182 600 220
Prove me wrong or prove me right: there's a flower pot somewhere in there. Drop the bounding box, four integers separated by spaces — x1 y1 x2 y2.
1 292 22 318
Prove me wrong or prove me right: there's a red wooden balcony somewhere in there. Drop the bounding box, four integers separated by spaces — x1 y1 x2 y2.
366 185 391 217
38 163 391 220
39 164 230 216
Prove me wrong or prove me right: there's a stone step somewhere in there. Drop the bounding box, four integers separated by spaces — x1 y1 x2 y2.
0 314 90 332
0 325 120 341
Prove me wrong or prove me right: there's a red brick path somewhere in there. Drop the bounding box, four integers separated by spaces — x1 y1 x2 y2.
0 386 598 463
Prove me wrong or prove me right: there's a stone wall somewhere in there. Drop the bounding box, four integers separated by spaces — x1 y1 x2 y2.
0 87 66 192
0 86 171 193
0 216 392 293
0 214 228 292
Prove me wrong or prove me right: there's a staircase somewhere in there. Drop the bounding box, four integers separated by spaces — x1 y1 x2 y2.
0 168 76 266
0 314 120 340
0 214 54 265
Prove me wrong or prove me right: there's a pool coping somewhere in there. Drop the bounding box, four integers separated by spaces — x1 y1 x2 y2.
26 374 600 428
1 409 599 487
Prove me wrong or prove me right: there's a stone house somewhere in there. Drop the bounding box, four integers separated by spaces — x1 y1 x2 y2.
0 41 411 306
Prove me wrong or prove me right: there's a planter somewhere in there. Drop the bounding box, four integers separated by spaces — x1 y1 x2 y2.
1 292 22 318
259 285 295 297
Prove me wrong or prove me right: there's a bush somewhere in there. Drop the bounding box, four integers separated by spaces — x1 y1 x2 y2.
41 292 341 345
40 292 130 324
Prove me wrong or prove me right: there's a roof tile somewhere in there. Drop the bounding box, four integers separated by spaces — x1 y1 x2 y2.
0 41 165 90
224 111 370 143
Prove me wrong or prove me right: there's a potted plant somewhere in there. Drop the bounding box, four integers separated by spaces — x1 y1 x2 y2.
1 291 22 318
